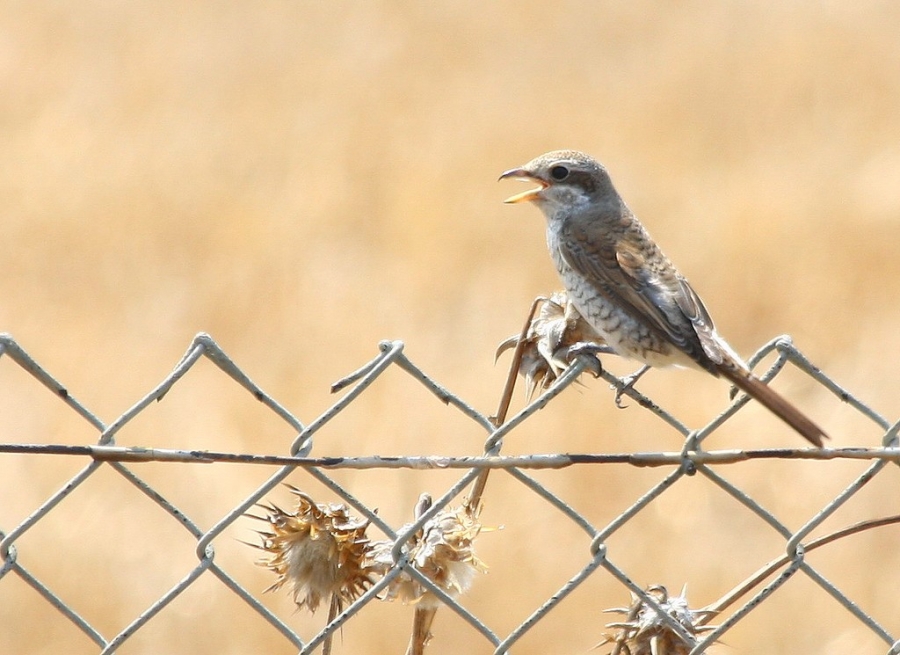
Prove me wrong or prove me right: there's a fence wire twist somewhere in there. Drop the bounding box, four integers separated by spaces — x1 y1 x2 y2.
1 331 899 654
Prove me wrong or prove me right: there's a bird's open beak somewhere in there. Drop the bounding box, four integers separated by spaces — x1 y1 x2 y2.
498 168 548 204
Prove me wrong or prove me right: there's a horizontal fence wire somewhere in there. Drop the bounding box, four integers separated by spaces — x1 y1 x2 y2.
1 331 899 654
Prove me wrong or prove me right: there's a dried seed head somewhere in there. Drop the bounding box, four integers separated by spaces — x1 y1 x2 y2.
371 499 486 609
250 485 375 612
497 291 608 397
599 585 718 655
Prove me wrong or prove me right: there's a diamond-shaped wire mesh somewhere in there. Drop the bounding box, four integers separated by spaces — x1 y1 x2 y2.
1 332 898 654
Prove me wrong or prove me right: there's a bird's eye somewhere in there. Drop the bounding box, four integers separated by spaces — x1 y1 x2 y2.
550 165 570 181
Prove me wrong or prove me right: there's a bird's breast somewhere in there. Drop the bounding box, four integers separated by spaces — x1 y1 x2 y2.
545 224 695 369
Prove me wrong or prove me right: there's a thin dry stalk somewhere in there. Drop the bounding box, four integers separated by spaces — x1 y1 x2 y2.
323 594 342 655
702 514 900 621
467 297 543 512
406 606 438 655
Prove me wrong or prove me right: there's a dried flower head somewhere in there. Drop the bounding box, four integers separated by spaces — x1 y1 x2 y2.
371 496 486 609
497 291 610 397
250 485 375 612
599 585 718 655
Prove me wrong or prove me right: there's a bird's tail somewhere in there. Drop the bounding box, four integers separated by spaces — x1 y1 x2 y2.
717 364 827 447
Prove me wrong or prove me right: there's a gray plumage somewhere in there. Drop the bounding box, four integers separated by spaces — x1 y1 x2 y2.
501 150 826 446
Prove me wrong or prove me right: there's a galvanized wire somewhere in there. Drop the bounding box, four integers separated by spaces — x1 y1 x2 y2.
1 331 898 654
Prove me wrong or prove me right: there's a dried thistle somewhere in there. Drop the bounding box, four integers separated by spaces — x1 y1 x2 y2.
496 291 610 398
249 485 375 612
599 585 718 655
371 496 486 609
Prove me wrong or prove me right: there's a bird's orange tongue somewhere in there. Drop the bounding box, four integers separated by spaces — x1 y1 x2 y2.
503 187 544 204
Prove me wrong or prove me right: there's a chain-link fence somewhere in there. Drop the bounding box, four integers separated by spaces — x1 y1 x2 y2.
1 331 898 654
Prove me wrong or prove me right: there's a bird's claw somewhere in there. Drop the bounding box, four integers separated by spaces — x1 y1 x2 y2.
613 365 650 408
564 342 612 378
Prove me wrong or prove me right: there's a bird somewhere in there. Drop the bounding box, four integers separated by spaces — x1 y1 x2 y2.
499 150 826 447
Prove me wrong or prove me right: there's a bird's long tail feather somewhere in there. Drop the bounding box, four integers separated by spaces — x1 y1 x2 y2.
717 365 827 447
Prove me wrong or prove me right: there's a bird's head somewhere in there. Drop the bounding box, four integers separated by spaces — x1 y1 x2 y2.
499 150 615 217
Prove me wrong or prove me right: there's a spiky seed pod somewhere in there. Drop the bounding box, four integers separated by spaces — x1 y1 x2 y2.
250 485 375 612
371 501 486 609
497 291 609 397
599 585 718 655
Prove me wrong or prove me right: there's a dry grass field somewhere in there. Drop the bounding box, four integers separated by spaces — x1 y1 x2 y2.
2 3 899 654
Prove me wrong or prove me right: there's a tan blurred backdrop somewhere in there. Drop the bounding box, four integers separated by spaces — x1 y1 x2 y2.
2 3 899 654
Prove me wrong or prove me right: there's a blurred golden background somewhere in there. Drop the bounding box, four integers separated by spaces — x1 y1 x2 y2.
2 2 899 654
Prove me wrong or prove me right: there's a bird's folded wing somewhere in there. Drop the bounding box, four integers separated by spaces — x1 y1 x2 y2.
558 220 720 371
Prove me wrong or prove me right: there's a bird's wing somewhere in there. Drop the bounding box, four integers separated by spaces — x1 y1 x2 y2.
671 276 728 365
557 220 726 369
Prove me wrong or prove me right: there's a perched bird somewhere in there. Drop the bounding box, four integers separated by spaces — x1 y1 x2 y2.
500 150 826 447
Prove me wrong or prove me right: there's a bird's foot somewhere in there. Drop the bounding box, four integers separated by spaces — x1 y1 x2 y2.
563 342 613 378
614 365 650 408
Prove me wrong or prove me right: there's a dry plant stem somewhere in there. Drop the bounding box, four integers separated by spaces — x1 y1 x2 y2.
701 514 900 622
323 595 341 655
468 297 544 512
491 296 546 427
405 606 438 655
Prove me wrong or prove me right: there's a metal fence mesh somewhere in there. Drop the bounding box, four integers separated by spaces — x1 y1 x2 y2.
1 331 898 654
